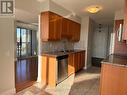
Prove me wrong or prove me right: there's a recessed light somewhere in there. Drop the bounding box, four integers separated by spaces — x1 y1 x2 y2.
86 5 102 14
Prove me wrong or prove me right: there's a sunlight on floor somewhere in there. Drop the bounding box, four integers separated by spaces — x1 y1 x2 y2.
15 67 100 95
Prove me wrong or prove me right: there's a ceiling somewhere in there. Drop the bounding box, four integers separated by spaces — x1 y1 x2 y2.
52 0 124 24
15 0 124 24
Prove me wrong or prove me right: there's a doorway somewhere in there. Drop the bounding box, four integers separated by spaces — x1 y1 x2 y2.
92 24 113 67
15 27 38 92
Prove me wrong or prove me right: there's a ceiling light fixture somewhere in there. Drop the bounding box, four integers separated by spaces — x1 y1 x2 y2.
86 5 102 14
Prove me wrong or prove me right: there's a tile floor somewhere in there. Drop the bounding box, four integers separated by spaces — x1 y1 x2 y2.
69 67 100 95
15 67 100 95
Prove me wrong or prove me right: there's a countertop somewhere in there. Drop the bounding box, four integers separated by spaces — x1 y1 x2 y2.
102 54 127 67
42 49 85 57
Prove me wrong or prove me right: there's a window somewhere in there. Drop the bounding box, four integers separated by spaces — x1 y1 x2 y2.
16 27 37 57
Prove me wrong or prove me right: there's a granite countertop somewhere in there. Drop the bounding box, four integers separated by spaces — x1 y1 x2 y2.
42 49 85 57
102 54 127 67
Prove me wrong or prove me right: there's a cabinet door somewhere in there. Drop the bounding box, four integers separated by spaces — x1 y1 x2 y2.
41 56 48 85
70 22 81 42
123 0 127 40
81 51 85 68
48 57 57 87
49 12 62 41
100 64 127 95
75 23 81 42
62 18 81 41
68 20 74 40
41 11 62 41
74 51 85 72
61 18 69 39
62 18 75 40
68 53 75 75
41 12 49 41
74 53 79 72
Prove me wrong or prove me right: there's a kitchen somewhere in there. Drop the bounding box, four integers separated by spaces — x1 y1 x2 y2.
0 0 126 95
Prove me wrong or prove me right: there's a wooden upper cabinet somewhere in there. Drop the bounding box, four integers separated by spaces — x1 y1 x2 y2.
61 18 81 42
41 11 62 41
70 22 81 42
123 0 127 40
40 11 81 42
61 18 72 39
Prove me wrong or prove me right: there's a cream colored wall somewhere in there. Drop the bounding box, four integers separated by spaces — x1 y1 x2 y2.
0 18 15 95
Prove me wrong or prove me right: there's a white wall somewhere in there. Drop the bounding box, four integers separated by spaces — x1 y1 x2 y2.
87 18 95 67
74 17 89 50
0 18 15 95
114 10 124 20
92 25 112 58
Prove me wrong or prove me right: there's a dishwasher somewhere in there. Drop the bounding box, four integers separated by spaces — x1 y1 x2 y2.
57 55 68 84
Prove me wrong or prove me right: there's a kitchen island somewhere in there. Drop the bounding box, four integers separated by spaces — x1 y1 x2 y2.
100 54 127 95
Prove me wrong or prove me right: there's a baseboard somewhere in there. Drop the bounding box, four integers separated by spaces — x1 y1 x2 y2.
83 66 87 70
0 88 16 95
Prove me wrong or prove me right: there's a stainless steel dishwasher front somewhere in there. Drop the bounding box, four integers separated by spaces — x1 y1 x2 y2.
57 55 68 84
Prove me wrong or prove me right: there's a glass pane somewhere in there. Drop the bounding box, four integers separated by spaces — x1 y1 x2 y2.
17 28 20 42
21 43 27 56
16 27 38 57
21 29 26 42
17 28 20 57
27 42 31 56
27 30 31 42
32 31 37 56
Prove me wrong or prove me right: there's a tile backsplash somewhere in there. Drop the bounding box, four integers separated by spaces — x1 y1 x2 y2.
41 40 74 53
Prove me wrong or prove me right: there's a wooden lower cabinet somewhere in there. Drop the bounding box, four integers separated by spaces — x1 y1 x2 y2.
68 51 85 75
68 53 75 76
41 56 57 87
100 64 127 95
41 56 48 85
48 57 57 87
41 50 85 87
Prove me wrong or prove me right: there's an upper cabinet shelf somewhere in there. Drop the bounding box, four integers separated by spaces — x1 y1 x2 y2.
40 11 81 42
